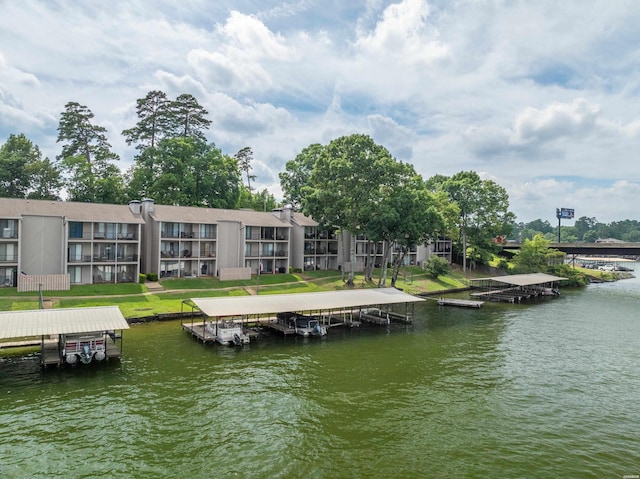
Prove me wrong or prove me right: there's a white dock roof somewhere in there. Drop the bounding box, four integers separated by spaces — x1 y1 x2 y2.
190 288 424 317
0 306 129 340
469 273 567 287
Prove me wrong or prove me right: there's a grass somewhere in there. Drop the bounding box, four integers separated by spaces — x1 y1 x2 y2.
0 266 485 319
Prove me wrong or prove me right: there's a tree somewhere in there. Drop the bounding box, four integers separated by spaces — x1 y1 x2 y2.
56 102 123 203
237 186 278 211
279 143 323 210
235 147 256 192
122 90 172 150
302 135 404 285
431 171 514 273
512 234 565 273
0 133 61 199
167 94 212 141
128 137 241 208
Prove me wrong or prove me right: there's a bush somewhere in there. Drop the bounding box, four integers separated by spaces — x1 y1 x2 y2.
424 256 450 279
497 258 510 271
147 272 159 281
139 273 146 283
550 264 589 286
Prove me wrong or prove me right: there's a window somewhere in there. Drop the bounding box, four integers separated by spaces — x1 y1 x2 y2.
0 244 16 262
68 244 82 262
69 266 82 284
69 222 83 239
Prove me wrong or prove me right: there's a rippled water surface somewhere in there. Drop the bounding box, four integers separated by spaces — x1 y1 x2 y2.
2 268 640 478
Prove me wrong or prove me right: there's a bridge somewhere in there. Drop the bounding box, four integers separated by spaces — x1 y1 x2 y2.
504 242 640 256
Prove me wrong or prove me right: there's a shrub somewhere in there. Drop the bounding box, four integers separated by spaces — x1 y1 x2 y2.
139 273 147 283
424 256 450 279
147 272 159 281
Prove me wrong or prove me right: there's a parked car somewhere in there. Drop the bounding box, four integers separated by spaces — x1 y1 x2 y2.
598 264 615 271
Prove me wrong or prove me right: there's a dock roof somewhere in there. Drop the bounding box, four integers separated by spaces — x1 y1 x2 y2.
190 288 424 317
469 273 567 287
0 306 129 340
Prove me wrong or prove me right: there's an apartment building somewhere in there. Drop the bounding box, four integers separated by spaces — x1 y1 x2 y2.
0 198 450 287
0 198 143 286
138 199 292 279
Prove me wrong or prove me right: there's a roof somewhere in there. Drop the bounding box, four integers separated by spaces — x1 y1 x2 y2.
291 212 318 227
149 204 292 227
469 273 567 287
0 306 130 340
190 288 424 317
0 198 145 224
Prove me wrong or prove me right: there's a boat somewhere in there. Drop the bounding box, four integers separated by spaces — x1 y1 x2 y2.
277 312 327 337
206 320 250 346
61 332 107 364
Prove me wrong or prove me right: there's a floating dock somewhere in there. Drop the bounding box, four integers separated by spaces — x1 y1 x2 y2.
437 298 484 308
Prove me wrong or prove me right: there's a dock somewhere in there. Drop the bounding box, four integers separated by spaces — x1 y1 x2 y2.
0 306 129 368
437 298 484 308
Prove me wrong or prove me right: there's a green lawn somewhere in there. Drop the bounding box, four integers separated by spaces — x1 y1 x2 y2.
0 267 480 319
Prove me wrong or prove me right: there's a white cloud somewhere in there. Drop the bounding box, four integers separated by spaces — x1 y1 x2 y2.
512 99 599 145
1 0 640 224
355 0 449 65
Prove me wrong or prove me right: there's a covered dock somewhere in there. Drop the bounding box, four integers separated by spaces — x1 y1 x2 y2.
469 273 566 303
181 288 425 342
0 306 129 366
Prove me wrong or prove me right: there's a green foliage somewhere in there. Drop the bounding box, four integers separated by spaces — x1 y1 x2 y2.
139 273 146 283
122 90 172 150
56 102 123 203
147 272 158 281
279 143 323 210
550 264 590 286
0 133 62 199
424 256 450 279
235 146 256 192
511 234 565 273
497 258 510 271
428 171 515 271
128 137 241 208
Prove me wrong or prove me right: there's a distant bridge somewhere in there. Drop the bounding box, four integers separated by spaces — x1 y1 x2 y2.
504 242 640 256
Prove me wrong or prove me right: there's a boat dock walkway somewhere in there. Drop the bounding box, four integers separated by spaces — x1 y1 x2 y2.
437 298 484 308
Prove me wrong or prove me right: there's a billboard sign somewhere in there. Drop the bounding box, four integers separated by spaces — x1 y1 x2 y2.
556 208 574 219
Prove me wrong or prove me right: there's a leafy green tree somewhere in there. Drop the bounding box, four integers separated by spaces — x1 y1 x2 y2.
0 133 62 199
237 186 278 211
25 156 63 200
526 219 554 234
430 171 514 273
167 94 212 141
129 137 240 208
279 143 323 210
302 134 406 285
122 90 172 150
512 234 565 273
56 102 123 203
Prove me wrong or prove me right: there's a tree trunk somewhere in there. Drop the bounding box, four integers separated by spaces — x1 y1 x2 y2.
365 240 374 281
378 240 391 287
348 233 356 285
390 247 407 287
462 226 467 275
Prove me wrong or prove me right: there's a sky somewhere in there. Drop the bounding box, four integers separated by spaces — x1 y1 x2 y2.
1 0 640 225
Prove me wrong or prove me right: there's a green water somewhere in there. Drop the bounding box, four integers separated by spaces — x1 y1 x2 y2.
2 269 640 478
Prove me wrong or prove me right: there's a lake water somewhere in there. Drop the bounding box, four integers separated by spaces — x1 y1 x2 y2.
1 267 639 478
